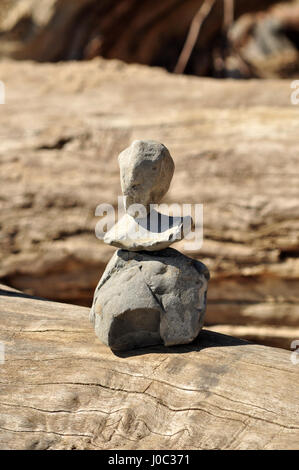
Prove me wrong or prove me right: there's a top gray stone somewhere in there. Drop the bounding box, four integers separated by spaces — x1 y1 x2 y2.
118 140 174 213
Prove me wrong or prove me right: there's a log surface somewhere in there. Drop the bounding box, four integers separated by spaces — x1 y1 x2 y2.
0 285 298 450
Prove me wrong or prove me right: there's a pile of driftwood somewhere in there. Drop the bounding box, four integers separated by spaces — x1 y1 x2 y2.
1 0 299 77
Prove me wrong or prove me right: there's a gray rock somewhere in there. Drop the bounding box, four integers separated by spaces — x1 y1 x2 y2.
118 140 174 213
90 248 209 350
104 209 193 251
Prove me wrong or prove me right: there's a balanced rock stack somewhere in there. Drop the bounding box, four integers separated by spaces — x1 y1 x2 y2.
90 140 209 351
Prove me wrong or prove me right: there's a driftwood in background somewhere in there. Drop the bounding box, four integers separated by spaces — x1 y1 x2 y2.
0 59 299 348
174 0 217 74
0 0 294 77
0 284 299 450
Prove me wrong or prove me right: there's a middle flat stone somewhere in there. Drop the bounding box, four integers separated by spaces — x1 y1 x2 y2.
104 209 192 251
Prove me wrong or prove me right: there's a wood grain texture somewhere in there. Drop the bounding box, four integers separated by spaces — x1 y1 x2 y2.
0 285 298 450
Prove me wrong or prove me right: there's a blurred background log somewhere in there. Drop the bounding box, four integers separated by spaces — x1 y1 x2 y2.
1 284 299 450
0 59 298 349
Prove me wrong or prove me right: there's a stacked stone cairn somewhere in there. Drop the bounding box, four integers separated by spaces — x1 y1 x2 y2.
90 140 209 350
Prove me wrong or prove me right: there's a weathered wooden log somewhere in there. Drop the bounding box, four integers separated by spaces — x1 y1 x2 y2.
0 284 298 450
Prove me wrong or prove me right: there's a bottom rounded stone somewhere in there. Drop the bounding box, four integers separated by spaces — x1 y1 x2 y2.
90 248 209 351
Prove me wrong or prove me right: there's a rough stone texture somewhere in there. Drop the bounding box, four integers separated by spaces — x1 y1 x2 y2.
104 211 192 251
90 248 209 350
118 140 174 213
0 59 299 348
1 284 299 450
